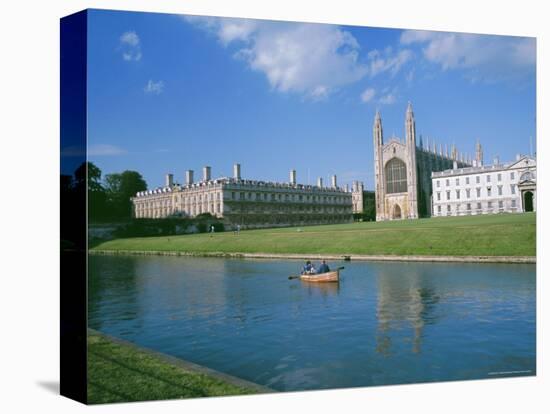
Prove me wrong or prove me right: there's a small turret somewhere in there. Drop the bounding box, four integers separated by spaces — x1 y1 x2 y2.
405 102 416 147
475 139 484 166
406 101 414 117
373 110 383 147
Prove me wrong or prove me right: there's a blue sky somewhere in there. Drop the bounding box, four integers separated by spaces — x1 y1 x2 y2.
81 9 536 190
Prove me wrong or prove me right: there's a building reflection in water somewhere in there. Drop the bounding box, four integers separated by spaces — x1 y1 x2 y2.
375 264 440 356
303 281 340 297
142 256 230 320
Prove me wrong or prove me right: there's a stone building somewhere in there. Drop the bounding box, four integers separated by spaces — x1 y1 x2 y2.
431 155 536 217
373 103 473 220
351 181 365 213
350 181 376 220
132 164 353 229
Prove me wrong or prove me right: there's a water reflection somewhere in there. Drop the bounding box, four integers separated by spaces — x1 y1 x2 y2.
375 265 440 355
88 256 143 333
302 281 340 297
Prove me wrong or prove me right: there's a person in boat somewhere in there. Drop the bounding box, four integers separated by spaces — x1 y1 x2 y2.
317 260 330 274
302 260 316 275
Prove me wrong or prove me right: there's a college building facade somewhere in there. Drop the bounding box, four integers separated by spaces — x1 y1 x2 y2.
431 155 537 216
132 164 355 229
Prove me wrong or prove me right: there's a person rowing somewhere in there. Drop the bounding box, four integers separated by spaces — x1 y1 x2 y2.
317 260 330 274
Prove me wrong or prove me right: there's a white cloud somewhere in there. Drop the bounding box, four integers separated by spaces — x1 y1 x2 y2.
379 92 397 105
120 31 140 46
361 86 397 105
218 19 258 45
360 88 376 103
400 30 535 82
406 69 414 83
144 80 165 94
184 17 368 99
119 31 142 61
89 144 127 156
63 144 128 157
60 144 128 157
367 48 413 77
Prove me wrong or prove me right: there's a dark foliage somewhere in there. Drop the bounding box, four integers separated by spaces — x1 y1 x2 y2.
112 217 225 239
103 170 147 219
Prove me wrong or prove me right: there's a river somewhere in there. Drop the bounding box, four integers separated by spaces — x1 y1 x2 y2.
88 255 536 391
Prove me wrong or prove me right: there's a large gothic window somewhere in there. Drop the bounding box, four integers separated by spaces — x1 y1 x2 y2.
385 157 407 194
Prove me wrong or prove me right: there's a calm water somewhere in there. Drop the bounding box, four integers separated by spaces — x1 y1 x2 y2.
88 255 536 391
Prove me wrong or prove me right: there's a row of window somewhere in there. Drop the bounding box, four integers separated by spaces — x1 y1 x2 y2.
436 184 517 201
136 200 172 209
136 189 349 208
136 192 223 208
228 205 350 214
436 199 517 213
136 200 214 209
230 191 347 204
436 172 517 188
136 203 222 217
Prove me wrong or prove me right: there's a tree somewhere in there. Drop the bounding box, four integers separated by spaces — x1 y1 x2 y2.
74 161 102 192
363 192 376 221
105 170 147 219
73 162 108 221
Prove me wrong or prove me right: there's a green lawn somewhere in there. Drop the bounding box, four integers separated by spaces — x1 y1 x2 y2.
92 212 536 257
87 332 258 404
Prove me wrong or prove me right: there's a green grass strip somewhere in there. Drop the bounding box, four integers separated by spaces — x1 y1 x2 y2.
87 332 260 404
92 212 536 257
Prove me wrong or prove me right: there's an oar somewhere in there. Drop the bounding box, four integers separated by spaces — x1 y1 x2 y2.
288 266 345 280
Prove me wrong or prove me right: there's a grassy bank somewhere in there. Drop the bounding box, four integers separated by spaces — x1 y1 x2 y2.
92 213 536 257
88 332 260 404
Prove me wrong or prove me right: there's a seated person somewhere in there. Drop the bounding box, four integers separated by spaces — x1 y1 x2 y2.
317 260 330 273
302 260 316 274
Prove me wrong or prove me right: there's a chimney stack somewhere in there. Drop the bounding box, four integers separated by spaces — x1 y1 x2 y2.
165 173 174 187
203 166 211 182
493 156 499 166
331 175 338 188
185 170 194 185
317 177 323 188
233 163 241 180
290 169 297 185
453 161 458 170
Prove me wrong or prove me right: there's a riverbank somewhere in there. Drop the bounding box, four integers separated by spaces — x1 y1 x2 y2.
91 213 535 259
90 249 535 263
87 330 271 404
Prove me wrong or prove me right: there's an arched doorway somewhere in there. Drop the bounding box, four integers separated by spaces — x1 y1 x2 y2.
392 204 402 219
524 191 534 212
